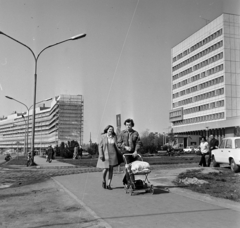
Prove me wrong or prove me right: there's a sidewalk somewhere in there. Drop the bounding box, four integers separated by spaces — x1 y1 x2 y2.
34 155 75 168
53 171 240 228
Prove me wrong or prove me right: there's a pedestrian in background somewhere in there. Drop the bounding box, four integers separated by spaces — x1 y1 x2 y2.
198 137 209 167
208 135 219 167
73 145 79 159
46 145 53 163
78 145 83 159
96 125 122 190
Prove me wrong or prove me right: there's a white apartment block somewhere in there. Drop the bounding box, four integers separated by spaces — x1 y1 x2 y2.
170 13 240 147
0 94 84 151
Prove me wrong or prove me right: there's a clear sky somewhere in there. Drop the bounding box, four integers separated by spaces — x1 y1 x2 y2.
0 0 239 143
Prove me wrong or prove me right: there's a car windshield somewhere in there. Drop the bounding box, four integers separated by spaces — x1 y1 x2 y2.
219 140 225 149
235 139 240 149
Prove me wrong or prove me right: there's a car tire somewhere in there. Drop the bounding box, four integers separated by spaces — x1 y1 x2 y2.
212 156 220 167
230 159 240 173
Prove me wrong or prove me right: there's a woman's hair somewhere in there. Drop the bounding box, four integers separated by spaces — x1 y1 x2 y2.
102 125 116 136
201 136 206 142
124 118 134 127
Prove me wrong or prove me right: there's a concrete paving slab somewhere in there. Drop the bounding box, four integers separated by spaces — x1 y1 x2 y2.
53 172 240 228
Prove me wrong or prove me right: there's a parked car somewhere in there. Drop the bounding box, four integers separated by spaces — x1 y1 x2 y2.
82 152 92 159
183 146 195 153
211 137 240 173
172 143 184 152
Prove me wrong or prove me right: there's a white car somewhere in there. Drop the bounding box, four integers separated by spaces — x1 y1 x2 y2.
212 137 240 173
183 146 195 153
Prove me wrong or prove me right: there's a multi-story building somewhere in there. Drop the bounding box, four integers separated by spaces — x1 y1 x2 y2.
169 13 240 147
0 94 84 151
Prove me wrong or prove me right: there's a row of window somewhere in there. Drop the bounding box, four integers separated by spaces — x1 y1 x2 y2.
169 110 182 118
172 29 223 62
172 67 192 81
193 52 223 71
173 64 224 90
173 76 224 98
173 51 223 81
172 40 223 71
183 100 224 115
173 112 224 126
173 88 224 108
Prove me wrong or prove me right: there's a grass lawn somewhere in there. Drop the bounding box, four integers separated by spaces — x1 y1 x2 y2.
2 156 27 166
57 155 200 167
57 158 98 167
174 168 240 202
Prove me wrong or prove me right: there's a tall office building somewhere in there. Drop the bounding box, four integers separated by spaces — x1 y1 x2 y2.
169 13 240 147
0 94 84 151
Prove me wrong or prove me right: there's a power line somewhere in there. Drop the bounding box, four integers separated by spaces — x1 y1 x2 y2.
98 0 139 136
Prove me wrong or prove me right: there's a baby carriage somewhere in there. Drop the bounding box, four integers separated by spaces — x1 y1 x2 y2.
123 153 169 196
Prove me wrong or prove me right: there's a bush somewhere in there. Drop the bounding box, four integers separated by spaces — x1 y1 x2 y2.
59 140 79 158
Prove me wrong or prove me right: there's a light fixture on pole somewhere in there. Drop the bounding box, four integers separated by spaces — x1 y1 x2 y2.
1 31 86 164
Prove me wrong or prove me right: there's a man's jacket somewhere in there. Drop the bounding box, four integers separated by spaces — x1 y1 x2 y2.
209 138 219 151
117 129 142 153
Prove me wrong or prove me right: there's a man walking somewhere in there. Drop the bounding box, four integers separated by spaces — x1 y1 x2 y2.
117 118 142 188
208 135 219 167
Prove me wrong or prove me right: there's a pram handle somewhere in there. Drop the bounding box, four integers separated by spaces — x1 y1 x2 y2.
122 153 143 164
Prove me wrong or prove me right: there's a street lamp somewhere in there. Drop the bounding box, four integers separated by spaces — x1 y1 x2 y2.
21 114 27 155
206 126 209 140
5 96 52 156
1 31 86 164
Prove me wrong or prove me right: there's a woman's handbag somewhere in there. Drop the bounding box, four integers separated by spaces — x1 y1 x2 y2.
115 145 124 165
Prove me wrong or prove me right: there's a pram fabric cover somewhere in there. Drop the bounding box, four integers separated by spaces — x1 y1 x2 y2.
131 160 150 174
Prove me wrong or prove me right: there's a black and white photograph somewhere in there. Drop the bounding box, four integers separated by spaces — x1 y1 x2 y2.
0 0 240 227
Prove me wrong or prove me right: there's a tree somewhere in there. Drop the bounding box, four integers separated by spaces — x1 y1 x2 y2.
59 140 79 158
140 130 162 154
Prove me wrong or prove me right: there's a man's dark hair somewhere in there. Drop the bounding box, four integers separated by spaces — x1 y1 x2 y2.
124 118 134 127
201 136 207 142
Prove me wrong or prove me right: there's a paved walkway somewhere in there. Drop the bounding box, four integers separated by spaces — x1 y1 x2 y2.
34 156 75 168
53 171 240 228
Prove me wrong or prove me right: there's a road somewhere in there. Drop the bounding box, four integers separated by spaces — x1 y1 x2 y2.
53 171 240 228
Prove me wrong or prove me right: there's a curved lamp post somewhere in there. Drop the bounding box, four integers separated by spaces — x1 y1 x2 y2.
5 96 52 155
1 31 86 164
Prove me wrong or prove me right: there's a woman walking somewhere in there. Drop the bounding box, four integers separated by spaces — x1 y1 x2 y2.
198 137 209 167
97 125 123 190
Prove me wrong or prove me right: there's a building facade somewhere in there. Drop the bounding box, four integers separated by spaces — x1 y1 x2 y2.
170 13 240 147
0 94 84 151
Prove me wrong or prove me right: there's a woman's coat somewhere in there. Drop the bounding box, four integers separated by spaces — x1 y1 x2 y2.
96 134 123 168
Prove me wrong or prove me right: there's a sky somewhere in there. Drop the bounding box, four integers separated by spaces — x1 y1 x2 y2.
0 0 239 143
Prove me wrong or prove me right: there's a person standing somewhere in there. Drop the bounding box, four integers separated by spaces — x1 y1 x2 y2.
73 145 78 159
117 118 142 188
207 135 219 167
96 125 122 190
46 145 53 163
198 137 209 167
78 145 83 159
